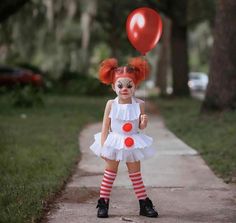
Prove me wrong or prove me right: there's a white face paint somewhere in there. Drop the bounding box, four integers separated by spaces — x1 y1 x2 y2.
112 77 136 100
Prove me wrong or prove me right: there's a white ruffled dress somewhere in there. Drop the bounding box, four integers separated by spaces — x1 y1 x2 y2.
90 97 156 162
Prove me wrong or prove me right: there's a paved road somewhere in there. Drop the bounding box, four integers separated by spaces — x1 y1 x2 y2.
46 115 236 223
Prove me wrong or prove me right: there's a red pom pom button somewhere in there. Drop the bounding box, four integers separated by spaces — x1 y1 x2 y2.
122 123 133 132
124 137 134 148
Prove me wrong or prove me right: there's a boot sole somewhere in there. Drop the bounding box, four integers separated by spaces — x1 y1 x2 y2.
97 215 109 218
140 212 158 218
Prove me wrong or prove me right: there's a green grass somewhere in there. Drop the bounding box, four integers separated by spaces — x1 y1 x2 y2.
155 97 236 183
0 95 106 223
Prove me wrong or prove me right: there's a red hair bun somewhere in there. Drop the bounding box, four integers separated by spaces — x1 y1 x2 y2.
99 58 118 84
98 57 150 85
128 57 150 85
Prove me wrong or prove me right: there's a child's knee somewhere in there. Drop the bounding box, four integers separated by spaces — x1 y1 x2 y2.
105 159 120 172
126 161 140 173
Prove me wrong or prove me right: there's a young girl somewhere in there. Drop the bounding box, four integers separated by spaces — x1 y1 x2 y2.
90 57 158 218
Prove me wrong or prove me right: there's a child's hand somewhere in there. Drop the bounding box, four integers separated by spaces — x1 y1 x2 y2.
140 114 148 129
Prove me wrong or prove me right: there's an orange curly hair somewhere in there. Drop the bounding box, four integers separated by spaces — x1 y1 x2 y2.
98 57 150 85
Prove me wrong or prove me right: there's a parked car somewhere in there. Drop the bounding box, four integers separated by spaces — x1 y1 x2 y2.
0 66 43 87
188 72 208 91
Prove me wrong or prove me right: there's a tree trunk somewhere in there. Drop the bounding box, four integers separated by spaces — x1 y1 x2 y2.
108 2 120 58
156 16 171 96
43 0 54 29
171 20 190 96
80 0 97 74
110 32 119 58
201 0 236 111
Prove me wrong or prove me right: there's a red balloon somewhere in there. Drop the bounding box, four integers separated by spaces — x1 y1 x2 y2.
126 7 163 55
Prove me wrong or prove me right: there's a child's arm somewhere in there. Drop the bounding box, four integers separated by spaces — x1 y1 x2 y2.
139 102 148 130
101 100 112 146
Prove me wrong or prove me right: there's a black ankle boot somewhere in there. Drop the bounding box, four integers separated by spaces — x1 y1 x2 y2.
139 197 158 217
96 198 109 218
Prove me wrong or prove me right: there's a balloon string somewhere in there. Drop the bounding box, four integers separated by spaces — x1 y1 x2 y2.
143 54 146 103
142 54 147 134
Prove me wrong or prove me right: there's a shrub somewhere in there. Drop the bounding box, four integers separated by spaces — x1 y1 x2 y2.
10 85 44 108
52 71 112 96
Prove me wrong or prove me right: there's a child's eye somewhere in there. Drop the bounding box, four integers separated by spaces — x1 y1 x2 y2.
127 85 133 89
118 84 123 89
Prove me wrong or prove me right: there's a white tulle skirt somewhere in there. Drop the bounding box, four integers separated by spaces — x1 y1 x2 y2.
90 132 156 162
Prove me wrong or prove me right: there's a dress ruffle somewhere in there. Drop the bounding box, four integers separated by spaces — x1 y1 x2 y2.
90 132 156 162
104 132 153 149
109 98 140 121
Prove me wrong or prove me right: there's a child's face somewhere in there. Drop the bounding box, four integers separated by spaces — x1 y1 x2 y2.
112 77 135 100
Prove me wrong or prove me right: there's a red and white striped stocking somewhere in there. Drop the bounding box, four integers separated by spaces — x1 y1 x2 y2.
99 169 117 201
129 171 148 200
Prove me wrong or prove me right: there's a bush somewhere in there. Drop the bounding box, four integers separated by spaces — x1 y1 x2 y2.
10 85 44 108
51 71 112 96
0 86 8 94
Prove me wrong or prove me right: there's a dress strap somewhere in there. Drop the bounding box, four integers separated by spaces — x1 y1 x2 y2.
131 96 136 104
114 97 119 103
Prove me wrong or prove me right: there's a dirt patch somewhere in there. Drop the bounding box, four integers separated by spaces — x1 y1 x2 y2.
59 187 99 203
77 169 103 177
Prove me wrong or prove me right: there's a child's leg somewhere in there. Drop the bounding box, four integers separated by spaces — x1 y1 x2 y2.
97 159 119 218
99 159 120 200
126 161 147 200
126 161 158 217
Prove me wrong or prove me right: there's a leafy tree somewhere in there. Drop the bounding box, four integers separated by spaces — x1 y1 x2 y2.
147 0 215 96
0 0 29 23
145 0 189 96
0 0 83 78
155 16 171 96
95 0 145 61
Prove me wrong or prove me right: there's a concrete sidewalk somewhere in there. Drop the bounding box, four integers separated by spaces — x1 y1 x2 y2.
47 115 236 223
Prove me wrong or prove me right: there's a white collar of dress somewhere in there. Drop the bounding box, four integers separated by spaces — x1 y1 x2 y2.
114 96 137 105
